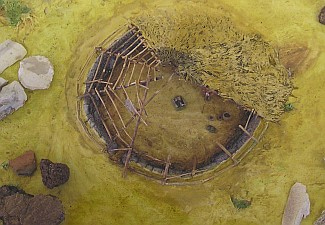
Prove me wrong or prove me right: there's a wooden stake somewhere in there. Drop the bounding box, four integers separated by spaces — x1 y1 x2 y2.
88 93 113 140
239 125 258 143
87 53 104 92
98 24 131 48
123 40 144 58
122 66 152 177
120 36 142 56
216 141 238 164
105 86 148 126
244 109 255 129
95 89 119 134
127 62 137 85
108 148 132 152
120 60 131 87
113 57 128 90
162 154 171 183
104 87 127 129
130 45 149 60
111 30 140 54
107 53 120 85
191 156 197 176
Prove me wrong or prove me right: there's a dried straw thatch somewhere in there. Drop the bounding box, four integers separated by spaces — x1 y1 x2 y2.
131 7 293 121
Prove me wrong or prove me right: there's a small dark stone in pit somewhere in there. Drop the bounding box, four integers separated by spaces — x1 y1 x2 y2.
319 6 325 25
172 96 186 110
206 125 217 133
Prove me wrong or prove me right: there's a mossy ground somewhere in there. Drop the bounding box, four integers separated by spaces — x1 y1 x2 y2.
0 0 324 225
0 0 30 26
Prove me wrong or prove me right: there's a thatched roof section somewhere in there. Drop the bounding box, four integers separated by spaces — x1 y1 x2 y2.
131 7 293 121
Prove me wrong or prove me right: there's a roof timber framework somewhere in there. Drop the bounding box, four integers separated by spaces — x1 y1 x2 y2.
84 25 166 176
77 25 269 185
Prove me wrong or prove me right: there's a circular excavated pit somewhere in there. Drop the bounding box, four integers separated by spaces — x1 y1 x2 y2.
81 25 262 183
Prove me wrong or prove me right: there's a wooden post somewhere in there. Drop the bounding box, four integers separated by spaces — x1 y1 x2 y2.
162 154 171 184
244 109 255 129
216 141 238 164
122 66 152 177
239 125 258 143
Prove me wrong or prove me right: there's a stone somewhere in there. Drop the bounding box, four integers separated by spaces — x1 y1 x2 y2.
18 56 54 90
0 40 27 74
9 150 37 176
0 185 27 201
0 81 27 121
319 7 325 25
0 77 8 90
22 195 65 225
282 182 310 225
0 186 65 225
172 95 186 110
40 159 70 189
314 210 325 225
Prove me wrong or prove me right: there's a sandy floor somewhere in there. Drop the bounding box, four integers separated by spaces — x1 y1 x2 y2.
102 64 246 170
0 0 324 224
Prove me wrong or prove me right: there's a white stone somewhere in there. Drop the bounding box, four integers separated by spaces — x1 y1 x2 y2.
0 81 27 120
0 40 27 74
18 56 54 90
0 77 8 90
282 182 310 225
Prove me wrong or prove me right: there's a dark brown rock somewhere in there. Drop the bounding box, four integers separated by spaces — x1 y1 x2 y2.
9 150 36 176
40 159 70 189
319 7 325 25
22 195 65 225
0 186 65 225
0 185 27 200
2 194 33 223
0 185 29 218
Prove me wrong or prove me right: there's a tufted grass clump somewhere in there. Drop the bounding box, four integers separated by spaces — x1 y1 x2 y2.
231 197 251 209
0 160 9 170
0 0 30 26
284 102 294 112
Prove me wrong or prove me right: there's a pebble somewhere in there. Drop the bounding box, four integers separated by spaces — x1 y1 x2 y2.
0 81 27 121
9 150 36 176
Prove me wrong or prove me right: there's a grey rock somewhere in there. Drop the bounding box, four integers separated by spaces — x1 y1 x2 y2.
314 210 325 225
18 56 54 90
282 182 310 225
0 77 8 90
0 81 27 121
0 40 27 74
